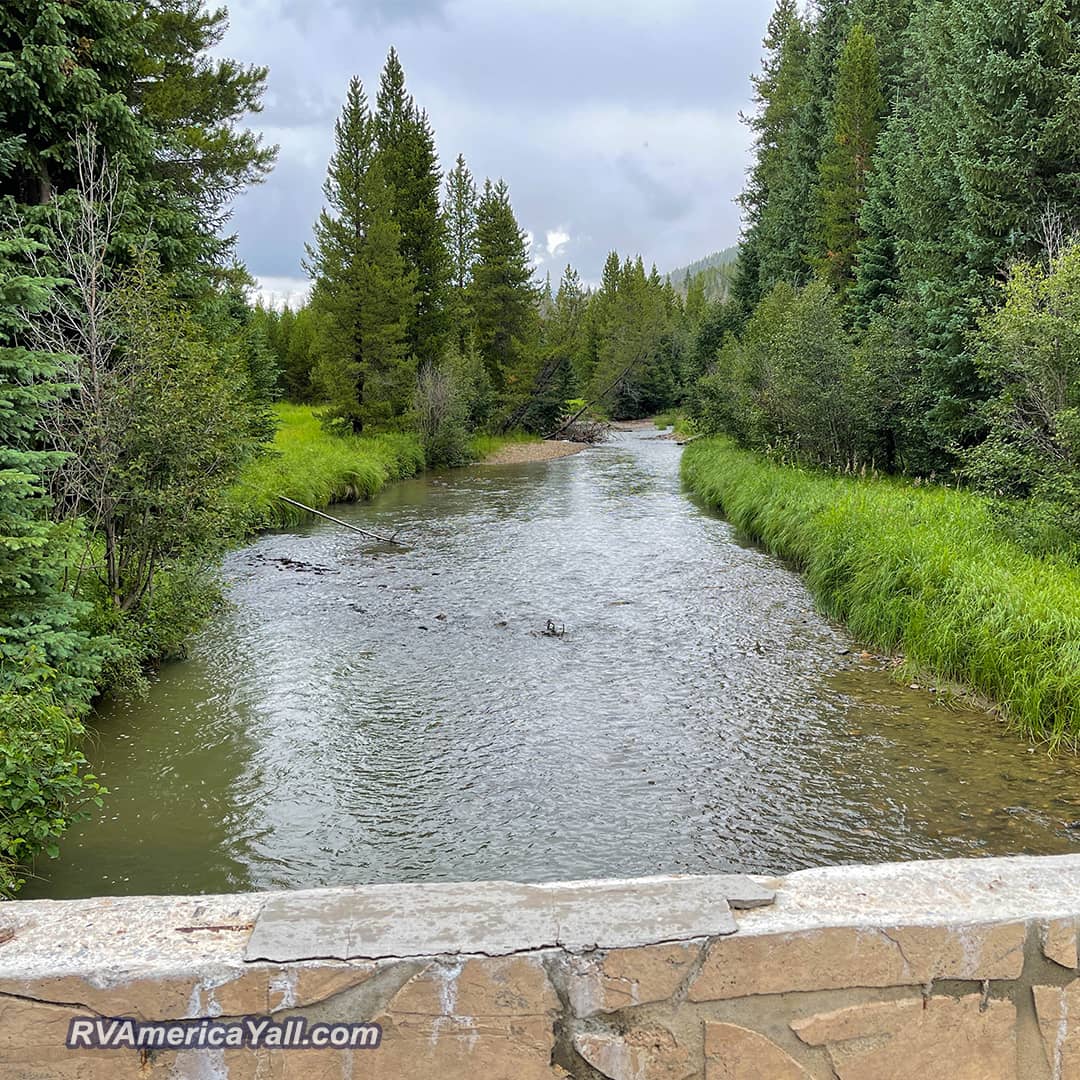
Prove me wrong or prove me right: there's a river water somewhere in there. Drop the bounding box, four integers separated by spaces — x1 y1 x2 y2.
26 429 1080 899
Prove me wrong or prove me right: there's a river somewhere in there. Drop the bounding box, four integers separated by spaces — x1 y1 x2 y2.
25 428 1080 899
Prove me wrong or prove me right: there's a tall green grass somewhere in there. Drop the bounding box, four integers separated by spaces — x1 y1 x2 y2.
683 437 1080 746
227 404 426 530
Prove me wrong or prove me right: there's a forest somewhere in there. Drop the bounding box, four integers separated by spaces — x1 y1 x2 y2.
6 0 1080 894
700 0 1080 526
0 4 712 892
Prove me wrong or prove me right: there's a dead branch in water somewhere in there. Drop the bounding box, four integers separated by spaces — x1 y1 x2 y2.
277 496 407 546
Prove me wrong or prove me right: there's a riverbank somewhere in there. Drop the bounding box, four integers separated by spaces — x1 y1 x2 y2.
479 438 585 465
227 404 427 531
683 437 1080 747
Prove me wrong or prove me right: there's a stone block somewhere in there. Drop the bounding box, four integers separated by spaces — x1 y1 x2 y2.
704 1022 811 1080
791 993 1016 1079
689 922 1025 1000
565 942 701 1016
574 1026 698 1080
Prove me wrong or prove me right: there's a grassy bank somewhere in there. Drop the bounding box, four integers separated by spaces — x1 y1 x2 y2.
227 404 426 530
683 437 1080 747
228 405 541 530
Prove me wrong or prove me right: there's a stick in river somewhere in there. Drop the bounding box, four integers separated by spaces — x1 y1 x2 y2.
276 495 408 546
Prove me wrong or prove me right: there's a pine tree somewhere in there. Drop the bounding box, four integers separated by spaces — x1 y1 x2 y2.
816 22 883 293
307 76 417 429
0 0 274 282
353 157 418 429
740 0 813 299
445 153 478 352
375 48 449 366
0 226 97 707
306 76 375 424
850 106 905 325
469 178 539 419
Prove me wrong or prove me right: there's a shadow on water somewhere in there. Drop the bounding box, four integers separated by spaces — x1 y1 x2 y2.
24 429 1080 898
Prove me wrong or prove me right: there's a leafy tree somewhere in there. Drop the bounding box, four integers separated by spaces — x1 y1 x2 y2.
965 242 1080 508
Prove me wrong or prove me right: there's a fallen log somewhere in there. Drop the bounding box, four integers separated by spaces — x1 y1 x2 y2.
276 495 407 546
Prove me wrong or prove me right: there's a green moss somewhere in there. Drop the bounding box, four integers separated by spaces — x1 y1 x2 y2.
683 437 1080 746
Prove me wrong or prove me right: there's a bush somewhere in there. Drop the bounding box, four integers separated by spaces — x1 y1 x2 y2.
0 664 105 896
414 360 472 467
965 241 1080 513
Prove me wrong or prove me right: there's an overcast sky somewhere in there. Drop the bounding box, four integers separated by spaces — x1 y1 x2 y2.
218 0 774 306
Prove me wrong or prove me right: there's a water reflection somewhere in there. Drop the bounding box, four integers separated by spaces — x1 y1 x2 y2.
25 430 1080 899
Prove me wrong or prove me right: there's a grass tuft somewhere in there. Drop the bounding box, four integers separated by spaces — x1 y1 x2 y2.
683 437 1080 747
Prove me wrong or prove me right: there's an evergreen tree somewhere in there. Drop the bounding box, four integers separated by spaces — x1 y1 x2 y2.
740 0 813 299
445 153 478 352
375 48 449 366
352 157 418 429
135 0 277 274
850 104 905 325
816 22 883 293
306 76 375 424
307 76 417 429
0 227 98 708
0 0 274 282
469 178 539 420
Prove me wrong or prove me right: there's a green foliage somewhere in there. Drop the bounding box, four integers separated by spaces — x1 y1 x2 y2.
469 178 540 419
697 279 867 467
0 226 101 711
816 22 883 292
445 154 478 353
375 48 449 366
228 404 424 531
306 71 420 432
964 243 1080 518
684 436 1080 747
0 663 104 897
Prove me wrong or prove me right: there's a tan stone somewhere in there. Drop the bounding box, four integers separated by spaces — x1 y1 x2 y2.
387 955 558 1018
689 922 1025 1000
1033 984 1080 1077
369 1014 559 1080
0 994 86 1058
1042 919 1079 970
574 1026 698 1080
566 942 701 1015
704 1022 811 1080
791 993 1016 1079
0 968 280 1021
267 963 379 1012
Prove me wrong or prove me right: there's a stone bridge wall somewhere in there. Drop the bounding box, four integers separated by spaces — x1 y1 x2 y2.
3 855 1080 1079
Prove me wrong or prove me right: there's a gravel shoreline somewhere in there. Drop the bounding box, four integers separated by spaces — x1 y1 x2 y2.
480 439 587 465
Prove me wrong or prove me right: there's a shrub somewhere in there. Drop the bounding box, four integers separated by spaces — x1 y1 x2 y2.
0 664 104 896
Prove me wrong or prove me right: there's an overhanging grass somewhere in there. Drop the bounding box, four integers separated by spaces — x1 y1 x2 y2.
683 437 1080 747
227 404 426 530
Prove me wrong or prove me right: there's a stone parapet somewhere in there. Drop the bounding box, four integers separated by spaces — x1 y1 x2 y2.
1 854 1079 1078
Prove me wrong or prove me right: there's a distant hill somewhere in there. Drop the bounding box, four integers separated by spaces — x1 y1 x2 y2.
667 246 739 301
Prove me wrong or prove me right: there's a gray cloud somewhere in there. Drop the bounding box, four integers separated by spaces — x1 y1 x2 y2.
219 0 772 290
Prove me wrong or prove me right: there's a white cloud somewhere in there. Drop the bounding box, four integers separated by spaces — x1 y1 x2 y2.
545 228 570 258
250 276 312 310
